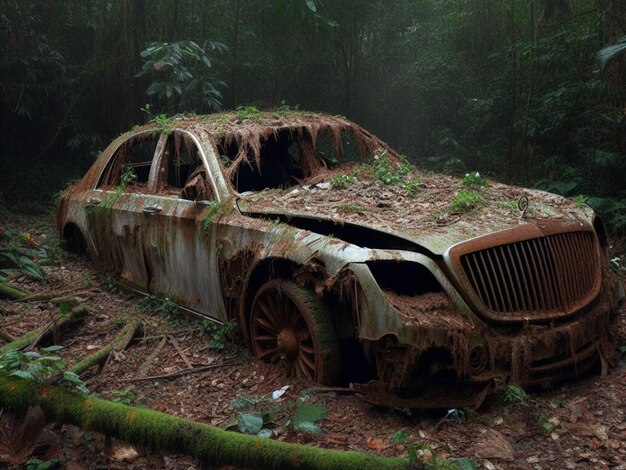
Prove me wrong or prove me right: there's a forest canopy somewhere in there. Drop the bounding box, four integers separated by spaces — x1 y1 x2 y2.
1 0 625 234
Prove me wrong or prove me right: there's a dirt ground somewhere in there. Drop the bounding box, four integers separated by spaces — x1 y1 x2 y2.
1 213 626 470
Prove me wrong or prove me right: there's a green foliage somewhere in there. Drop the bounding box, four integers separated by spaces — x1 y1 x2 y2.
202 319 238 351
229 387 328 438
497 200 518 211
404 179 422 197
0 230 46 281
329 174 356 188
137 40 227 113
202 201 226 233
0 346 89 394
503 385 530 409
134 295 179 319
235 106 261 120
370 150 413 185
391 429 409 444
450 190 484 213
460 172 488 188
110 386 142 406
25 459 58 470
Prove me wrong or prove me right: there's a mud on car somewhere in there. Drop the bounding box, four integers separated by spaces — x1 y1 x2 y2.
57 111 623 408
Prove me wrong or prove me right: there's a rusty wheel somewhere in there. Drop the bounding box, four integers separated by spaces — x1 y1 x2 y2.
250 279 340 385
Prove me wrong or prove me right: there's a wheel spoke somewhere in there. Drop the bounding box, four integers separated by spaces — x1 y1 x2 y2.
300 350 316 372
254 335 276 342
300 343 315 354
254 315 277 334
258 348 278 360
297 356 314 381
258 301 280 328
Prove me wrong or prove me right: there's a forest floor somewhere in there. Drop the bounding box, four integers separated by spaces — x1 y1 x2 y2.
1 213 626 470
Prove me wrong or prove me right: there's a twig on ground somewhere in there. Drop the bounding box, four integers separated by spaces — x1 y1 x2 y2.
124 361 241 383
137 336 167 377
169 335 194 369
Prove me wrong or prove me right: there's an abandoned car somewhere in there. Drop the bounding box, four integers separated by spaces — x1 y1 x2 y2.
57 111 623 407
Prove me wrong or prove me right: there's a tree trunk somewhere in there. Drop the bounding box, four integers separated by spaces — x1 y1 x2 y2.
0 377 411 470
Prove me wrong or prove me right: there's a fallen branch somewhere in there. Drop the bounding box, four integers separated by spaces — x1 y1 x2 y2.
0 376 409 470
17 287 83 303
137 336 167 377
68 318 143 377
169 335 193 369
124 361 240 383
0 305 89 355
0 283 30 300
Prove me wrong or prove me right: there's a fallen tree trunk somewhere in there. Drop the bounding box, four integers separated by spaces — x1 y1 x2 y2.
0 305 89 354
68 318 142 376
0 283 30 300
0 377 410 470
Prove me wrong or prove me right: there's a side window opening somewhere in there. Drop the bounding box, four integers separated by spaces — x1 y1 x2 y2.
224 130 324 193
158 131 215 201
98 134 158 191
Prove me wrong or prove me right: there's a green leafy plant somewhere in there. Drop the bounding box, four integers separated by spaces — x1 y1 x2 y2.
202 319 238 350
404 179 422 197
497 199 517 210
329 174 356 188
137 40 227 112
25 459 58 470
460 172 488 188
369 150 413 185
503 385 530 409
235 105 261 119
392 429 409 444
202 201 225 233
450 189 484 213
0 346 89 394
0 230 46 281
228 387 327 438
573 194 587 208
134 295 179 319
110 386 142 406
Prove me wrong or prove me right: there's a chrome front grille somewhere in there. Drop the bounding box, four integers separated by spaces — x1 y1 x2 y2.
460 231 599 317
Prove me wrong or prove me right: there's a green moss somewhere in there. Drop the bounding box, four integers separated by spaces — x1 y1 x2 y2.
336 204 367 215
0 376 409 470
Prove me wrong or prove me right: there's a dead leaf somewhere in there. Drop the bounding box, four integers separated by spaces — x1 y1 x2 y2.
0 406 46 464
469 427 516 461
367 437 391 451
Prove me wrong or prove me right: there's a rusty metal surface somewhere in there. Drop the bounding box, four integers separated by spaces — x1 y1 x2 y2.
56 112 623 407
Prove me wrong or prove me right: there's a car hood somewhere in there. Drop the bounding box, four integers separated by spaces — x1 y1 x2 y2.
237 180 595 255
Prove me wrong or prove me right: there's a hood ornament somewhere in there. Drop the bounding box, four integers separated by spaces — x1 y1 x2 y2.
518 195 529 219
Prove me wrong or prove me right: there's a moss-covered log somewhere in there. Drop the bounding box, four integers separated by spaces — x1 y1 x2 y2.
0 283 30 300
0 376 410 470
0 304 89 354
68 318 142 376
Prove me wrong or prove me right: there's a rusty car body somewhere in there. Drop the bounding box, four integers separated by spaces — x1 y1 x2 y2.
57 111 623 407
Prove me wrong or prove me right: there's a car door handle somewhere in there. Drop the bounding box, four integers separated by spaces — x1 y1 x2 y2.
87 197 101 206
142 205 162 215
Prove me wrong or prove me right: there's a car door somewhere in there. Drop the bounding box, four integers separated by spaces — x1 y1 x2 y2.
84 131 165 290
140 129 227 320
